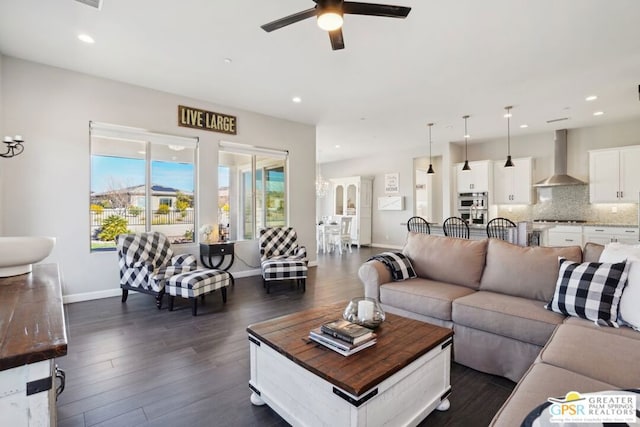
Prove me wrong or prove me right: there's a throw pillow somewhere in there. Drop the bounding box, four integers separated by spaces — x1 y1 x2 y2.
369 252 417 281
545 258 629 327
600 242 640 331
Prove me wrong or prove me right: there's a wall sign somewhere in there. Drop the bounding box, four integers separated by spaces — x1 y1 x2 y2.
384 173 399 193
378 196 404 211
178 105 237 135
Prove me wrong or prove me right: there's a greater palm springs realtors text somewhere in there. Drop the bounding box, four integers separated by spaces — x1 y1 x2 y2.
178 105 237 135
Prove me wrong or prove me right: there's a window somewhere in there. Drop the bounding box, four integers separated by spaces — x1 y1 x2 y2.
218 142 288 240
90 122 197 251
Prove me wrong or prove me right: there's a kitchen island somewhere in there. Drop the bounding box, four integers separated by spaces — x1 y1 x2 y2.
0 263 67 426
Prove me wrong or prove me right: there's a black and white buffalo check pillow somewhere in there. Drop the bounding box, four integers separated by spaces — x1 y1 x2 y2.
369 252 417 281
545 257 629 327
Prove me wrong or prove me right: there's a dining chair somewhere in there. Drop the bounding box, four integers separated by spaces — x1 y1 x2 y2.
443 217 470 239
338 216 353 253
407 216 430 234
486 217 517 240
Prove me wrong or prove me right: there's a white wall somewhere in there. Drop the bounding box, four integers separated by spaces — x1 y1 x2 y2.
319 144 445 248
0 56 316 301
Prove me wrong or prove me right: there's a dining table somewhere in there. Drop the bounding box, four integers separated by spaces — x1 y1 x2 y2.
317 222 340 253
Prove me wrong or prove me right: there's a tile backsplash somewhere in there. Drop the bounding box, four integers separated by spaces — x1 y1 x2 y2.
497 185 639 225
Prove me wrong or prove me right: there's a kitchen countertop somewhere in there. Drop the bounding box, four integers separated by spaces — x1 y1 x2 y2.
0 263 68 371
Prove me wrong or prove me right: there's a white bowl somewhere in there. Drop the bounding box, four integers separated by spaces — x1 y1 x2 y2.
0 236 56 277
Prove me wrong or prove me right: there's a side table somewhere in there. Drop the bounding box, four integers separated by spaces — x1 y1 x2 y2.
200 242 235 286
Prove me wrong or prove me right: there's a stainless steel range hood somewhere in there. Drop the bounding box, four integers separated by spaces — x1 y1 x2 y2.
534 129 587 187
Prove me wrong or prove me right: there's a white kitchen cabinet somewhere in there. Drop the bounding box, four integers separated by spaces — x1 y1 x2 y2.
583 226 640 245
456 160 491 193
330 176 373 247
589 146 640 203
493 157 533 204
547 226 583 247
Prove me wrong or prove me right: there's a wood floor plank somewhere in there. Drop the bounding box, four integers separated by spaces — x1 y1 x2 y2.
56 246 515 427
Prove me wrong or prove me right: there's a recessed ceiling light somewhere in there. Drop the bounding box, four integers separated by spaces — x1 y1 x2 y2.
335 145 341 148
292 96 302 103
585 95 598 101
520 124 529 128
78 34 95 44
593 111 604 116
223 58 232 64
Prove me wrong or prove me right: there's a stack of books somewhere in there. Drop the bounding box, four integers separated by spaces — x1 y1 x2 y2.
309 319 376 356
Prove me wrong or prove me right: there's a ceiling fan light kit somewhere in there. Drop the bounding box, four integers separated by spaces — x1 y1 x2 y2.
261 0 411 50
317 11 343 31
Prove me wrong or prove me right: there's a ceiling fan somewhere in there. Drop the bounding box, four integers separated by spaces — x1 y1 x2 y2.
260 0 411 50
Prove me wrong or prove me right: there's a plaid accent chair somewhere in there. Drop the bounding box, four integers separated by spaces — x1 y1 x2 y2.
259 227 308 294
116 232 197 309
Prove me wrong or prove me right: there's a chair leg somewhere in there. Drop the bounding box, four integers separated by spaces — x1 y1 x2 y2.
302 278 306 292
168 296 175 311
222 287 227 304
201 294 206 302
266 281 270 294
192 298 198 316
156 291 164 310
121 288 128 303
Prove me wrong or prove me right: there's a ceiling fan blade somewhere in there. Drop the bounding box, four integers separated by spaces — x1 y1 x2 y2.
261 7 317 32
329 28 345 50
342 2 411 18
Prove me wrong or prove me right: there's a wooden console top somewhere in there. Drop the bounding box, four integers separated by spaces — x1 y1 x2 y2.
0 264 68 371
247 302 453 396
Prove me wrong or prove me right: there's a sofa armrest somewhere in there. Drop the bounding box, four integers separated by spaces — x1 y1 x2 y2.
358 260 392 301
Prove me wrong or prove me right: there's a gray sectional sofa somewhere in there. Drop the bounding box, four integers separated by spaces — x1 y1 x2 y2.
358 232 640 426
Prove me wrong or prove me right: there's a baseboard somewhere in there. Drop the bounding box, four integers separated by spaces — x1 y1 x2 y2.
370 243 404 250
63 288 122 304
63 267 286 303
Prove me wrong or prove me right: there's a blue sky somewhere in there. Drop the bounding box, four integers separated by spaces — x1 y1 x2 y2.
91 156 195 193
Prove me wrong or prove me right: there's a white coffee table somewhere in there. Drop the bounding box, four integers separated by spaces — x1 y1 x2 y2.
247 303 453 426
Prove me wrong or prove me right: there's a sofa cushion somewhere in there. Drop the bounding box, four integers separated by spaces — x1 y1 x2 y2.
480 239 582 301
538 323 640 388
402 233 487 289
545 258 628 327
599 242 640 331
490 363 615 427
380 278 476 321
452 291 565 346
563 316 640 341
583 241 605 263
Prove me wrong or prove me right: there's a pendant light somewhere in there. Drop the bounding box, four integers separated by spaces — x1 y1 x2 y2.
504 106 515 168
462 115 471 171
427 123 435 175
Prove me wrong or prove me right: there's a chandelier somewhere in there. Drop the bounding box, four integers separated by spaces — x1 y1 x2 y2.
316 165 330 197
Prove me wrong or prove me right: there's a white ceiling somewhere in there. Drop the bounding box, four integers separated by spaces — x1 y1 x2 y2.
0 0 639 163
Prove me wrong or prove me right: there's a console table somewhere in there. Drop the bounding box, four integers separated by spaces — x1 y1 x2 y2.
200 242 235 285
0 263 68 426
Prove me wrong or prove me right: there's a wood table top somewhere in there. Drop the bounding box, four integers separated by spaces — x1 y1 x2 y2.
247 302 453 396
0 264 68 371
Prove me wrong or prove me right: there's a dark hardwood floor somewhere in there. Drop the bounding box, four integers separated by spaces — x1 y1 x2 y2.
57 246 514 427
